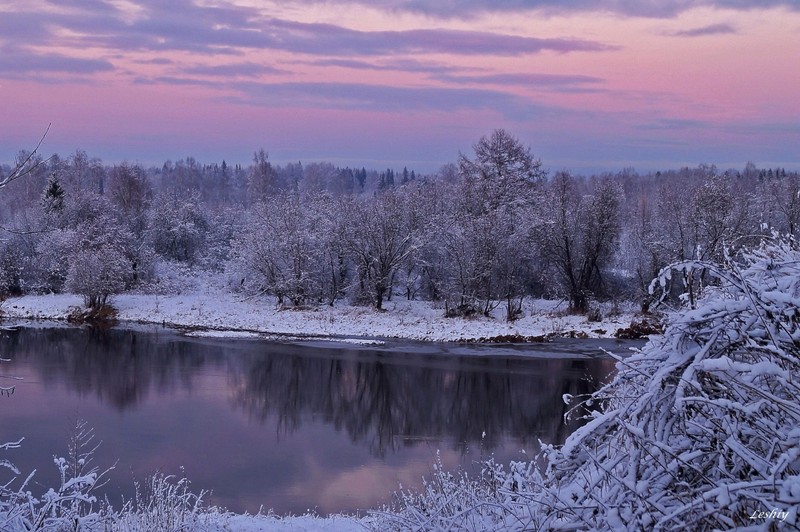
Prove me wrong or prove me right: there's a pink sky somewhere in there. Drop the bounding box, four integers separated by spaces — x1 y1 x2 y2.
1 0 798 174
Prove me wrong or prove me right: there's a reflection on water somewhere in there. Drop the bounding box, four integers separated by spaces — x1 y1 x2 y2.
0 326 621 514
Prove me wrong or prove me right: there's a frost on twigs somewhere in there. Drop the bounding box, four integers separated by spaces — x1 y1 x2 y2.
109 472 219 531
373 237 800 530
536 236 800 530
1 419 113 531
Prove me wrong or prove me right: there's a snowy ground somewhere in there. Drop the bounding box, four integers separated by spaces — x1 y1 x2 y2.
0 290 637 342
197 512 368 531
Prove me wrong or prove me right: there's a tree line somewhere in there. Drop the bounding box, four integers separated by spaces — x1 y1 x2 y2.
0 129 797 318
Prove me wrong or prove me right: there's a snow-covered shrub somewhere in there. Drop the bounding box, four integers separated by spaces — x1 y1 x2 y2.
107 473 217 532
374 236 800 530
138 259 204 295
371 453 533 531
1 421 223 532
537 237 800 529
1 420 111 531
66 245 130 309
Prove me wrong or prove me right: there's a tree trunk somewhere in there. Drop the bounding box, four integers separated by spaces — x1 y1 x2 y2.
375 284 385 310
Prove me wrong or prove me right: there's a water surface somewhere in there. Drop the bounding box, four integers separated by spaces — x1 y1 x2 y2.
0 324 634 514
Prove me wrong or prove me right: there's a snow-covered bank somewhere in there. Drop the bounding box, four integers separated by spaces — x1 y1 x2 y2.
180 512 367 531
1 292 638 342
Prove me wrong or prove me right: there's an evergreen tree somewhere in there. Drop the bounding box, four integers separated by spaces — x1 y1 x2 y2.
42 173 65 213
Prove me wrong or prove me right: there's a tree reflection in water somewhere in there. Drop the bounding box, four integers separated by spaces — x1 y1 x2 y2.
1 326 622 513
229 344 614 457
4 327 615 457
3 326 212 410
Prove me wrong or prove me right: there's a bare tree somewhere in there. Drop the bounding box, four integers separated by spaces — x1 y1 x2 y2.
442 130 544 318
346 191 417 310
247 149 282 204
0 125 52 192
233 191 336 306
539 172 622 312
107 163 153 237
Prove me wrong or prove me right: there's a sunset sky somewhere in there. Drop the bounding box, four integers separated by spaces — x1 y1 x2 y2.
1 0 799 174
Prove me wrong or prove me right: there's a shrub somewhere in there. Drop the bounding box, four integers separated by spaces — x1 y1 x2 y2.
66 246 130 310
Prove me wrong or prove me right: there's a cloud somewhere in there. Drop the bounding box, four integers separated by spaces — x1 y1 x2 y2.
434 72 605 91
228 80 553 121
302 58 477 77
0 0 268 56
181 62 289 77
309 0 800 18
124 71 580 124
670 23 737 37
0 47 114 76
636 118 711 130
0 12 61 45
1 2 615 58
257 19 617 57
132 75 215 87
296 61 606 93
133 58 175 65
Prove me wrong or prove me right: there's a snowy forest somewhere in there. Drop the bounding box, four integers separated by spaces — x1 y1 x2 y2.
1 129 798 319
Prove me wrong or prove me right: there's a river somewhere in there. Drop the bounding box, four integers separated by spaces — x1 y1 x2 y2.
0 324 639 515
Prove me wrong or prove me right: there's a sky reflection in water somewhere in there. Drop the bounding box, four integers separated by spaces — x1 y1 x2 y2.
0 326 622 514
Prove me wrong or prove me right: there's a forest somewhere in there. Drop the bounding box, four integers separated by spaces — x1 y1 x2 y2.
1 129 798 319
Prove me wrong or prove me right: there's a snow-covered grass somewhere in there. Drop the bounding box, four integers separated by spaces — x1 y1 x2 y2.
1 467 366 532
0 288 637 343
108 474 366 532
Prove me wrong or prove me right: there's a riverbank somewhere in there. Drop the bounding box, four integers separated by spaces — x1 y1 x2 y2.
1 291 640 342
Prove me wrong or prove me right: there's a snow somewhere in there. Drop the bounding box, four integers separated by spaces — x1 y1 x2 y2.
215 513 365 531
0 291 637 343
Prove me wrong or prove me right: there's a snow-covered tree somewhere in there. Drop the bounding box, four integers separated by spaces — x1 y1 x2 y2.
764 171 800 237
107 162 152 237
147 192 209 264
247 149 282 204
65 235 132 309
232 191 329 306
61 149 105 195
30 188 144 305
40 174 65 214
434 130 544 318
309 194 350 305
690 173 751 263
538 172 623 311
458 129 545 215
346 191 418 310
